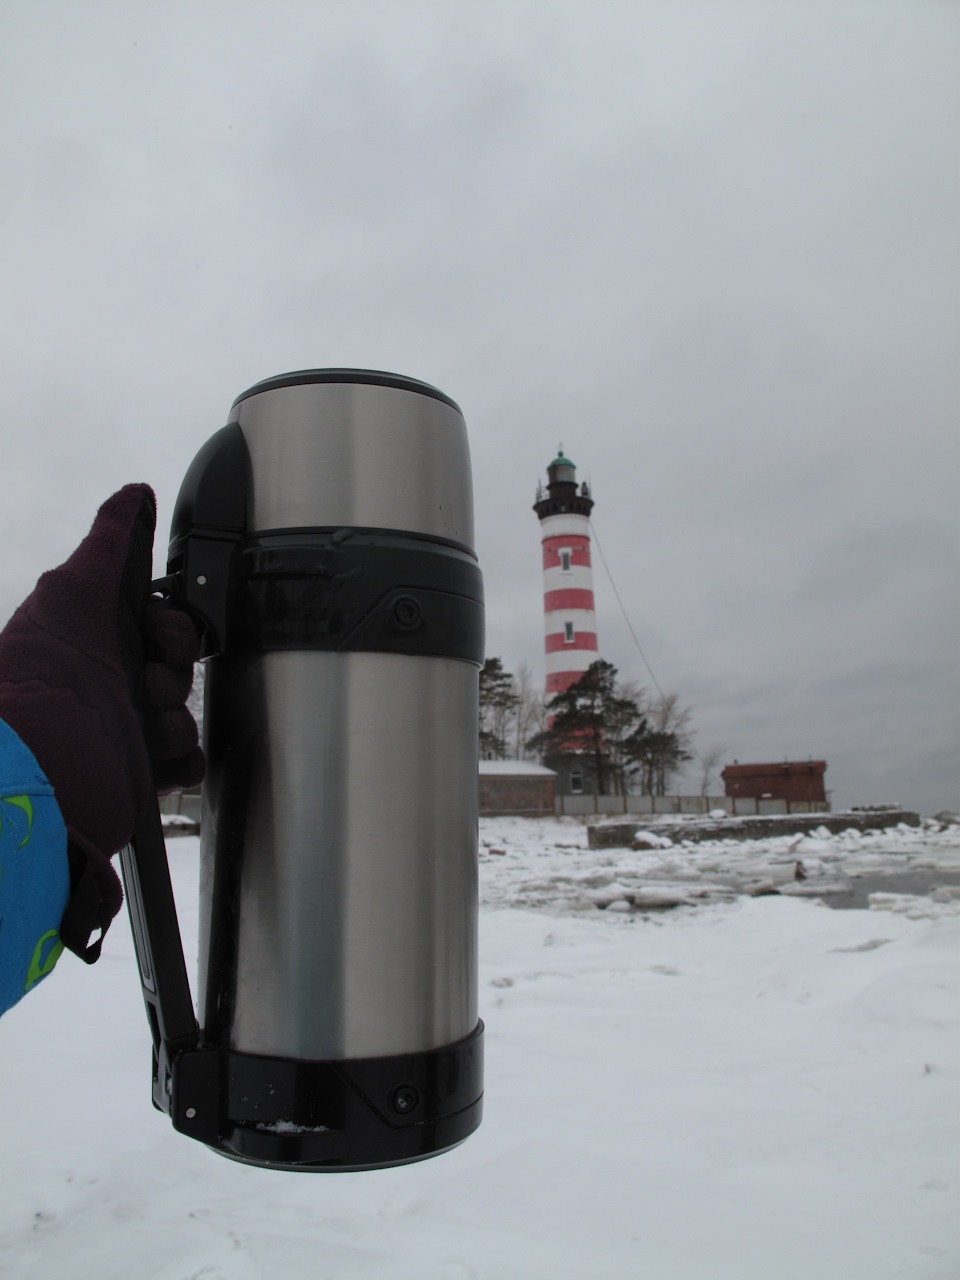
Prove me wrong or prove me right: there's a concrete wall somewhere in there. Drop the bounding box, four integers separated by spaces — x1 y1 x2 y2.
588 809 920 848
555 794 830 817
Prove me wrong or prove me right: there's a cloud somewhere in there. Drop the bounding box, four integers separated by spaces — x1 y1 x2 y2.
0 0 957 811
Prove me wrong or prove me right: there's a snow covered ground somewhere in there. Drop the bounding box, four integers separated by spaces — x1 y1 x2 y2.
1 818 958 1279
480 815 960 916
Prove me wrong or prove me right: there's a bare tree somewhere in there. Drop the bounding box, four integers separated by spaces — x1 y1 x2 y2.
695 743 727 797
525 683 550 763
649 692 693 739
643 693 694 794
608 677 648 794
512 662 543 761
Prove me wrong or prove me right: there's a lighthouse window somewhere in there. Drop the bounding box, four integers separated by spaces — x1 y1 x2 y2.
564 622 575 643
560 550 571 571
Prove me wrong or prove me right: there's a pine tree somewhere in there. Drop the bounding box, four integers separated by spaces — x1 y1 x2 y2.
527 660 695 796
478 657 520 759
623 722 692 795
527 660 644 795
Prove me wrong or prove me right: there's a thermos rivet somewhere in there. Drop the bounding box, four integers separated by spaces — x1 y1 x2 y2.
185 1107 197 1119
391 1085 419 1114
392 596 422 631
196 574 207 585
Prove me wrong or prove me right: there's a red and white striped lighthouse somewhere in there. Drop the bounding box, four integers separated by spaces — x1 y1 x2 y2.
533 449 598 698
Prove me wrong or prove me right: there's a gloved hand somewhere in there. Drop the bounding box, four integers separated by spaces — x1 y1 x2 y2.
0 484 204 961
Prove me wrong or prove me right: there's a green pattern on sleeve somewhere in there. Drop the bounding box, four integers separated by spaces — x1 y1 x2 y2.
0 720 70 1015
24 930 64 992
1 795 34 849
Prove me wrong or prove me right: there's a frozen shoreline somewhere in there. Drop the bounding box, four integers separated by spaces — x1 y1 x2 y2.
0 823 957 1278
480 814 960 919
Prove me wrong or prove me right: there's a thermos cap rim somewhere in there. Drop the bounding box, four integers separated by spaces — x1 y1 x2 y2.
231 369 462 415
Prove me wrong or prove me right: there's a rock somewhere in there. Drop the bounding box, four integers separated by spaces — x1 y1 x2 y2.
780 879 851 898
631 829 674 850
586 882 633 908
631 886 694 910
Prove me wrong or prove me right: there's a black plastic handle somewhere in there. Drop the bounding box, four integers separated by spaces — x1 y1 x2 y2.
119 784 199 1115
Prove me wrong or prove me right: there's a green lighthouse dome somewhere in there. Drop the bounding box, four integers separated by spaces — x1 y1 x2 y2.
534 445 593 519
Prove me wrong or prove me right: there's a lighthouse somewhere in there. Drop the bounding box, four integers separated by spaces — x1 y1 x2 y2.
533 449 598 699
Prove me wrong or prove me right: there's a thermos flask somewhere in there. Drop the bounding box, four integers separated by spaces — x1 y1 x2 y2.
120 369 485 1170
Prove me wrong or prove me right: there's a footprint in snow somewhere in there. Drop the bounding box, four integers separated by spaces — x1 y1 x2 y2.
830 938 892 953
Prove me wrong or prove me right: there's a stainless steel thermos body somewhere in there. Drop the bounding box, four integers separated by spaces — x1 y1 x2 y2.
201 649 479 1061
159 370 485 1170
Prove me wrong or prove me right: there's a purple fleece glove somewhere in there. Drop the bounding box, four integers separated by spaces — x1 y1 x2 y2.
0 484 204 961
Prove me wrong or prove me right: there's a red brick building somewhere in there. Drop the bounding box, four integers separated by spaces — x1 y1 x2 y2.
721 761 827 804
479 761 557 817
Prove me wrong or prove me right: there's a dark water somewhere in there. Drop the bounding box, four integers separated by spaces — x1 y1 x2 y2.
823 870 960 911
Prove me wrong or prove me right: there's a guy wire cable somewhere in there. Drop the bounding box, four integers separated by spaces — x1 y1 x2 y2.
589 518 666 702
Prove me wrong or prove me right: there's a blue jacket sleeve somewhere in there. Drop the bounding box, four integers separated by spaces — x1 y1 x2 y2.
0 719 70 1016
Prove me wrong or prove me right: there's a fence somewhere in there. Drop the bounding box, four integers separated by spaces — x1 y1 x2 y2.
159 787 828 824
158 787 203 822
554 794 830 818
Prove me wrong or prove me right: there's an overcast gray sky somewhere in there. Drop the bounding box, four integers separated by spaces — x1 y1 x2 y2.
1 0 957 813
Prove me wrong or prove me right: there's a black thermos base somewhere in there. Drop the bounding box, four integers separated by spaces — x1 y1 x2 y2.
168 1021 484 1172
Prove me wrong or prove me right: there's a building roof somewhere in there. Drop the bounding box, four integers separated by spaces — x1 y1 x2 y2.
722 761 826 777
548 448 575 470
479 760 557 776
